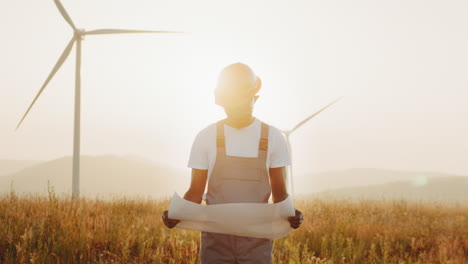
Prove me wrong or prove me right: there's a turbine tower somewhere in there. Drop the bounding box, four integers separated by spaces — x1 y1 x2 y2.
15 0 181 199
280 97 343 197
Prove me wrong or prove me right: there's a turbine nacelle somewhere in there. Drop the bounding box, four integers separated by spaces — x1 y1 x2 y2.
74 29 86 40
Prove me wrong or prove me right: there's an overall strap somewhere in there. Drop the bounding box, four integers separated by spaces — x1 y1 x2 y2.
259 122 269 152
216 120 225 148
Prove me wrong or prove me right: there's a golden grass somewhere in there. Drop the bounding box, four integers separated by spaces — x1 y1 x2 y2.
0 188 466 264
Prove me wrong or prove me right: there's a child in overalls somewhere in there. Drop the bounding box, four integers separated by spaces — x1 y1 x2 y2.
163 62 304 264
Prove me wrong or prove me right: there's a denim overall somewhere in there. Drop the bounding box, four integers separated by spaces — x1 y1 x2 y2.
200 120 273 264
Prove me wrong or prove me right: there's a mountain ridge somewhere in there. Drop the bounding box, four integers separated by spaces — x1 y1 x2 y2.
0 155 188 199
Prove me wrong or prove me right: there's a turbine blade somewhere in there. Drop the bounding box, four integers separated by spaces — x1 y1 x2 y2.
53 0 76 30
289 96 343 133
84 29 183 35
16 37 75 130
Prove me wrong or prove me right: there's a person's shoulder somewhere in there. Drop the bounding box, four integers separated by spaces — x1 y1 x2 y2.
269 124 283 136
257 118 282 134
196 122 216 136
194 120 224 141
256 118 285 140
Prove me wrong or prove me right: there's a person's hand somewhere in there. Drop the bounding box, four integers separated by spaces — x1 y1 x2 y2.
162 210 180 229
288 208 304 229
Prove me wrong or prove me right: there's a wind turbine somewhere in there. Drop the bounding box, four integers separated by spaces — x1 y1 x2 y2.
15 0 182 199
280 96 343 197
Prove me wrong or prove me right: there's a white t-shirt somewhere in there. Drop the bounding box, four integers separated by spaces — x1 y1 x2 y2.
187 117 291 184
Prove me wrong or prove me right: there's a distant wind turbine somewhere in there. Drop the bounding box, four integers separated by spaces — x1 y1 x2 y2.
15 0 182 199
280 97 343 197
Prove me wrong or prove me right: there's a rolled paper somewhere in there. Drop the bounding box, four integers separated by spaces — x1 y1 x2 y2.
168 192 296 239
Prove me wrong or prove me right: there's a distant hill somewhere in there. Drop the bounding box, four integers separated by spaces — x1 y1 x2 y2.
0 155 189 199
0 160 43 177
294 168 465 194
303 176 468 203
2 160 467 203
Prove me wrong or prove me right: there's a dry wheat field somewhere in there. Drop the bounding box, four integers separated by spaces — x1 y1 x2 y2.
0 189 466 264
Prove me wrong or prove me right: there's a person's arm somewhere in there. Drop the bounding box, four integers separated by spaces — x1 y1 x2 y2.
269 166 288 203
269 166 303 229
162 169 207 229
183 168 208 204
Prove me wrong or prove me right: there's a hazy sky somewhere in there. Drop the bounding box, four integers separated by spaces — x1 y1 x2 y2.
1 0 467 179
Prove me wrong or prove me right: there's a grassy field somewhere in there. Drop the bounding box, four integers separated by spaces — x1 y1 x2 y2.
0 188 466 264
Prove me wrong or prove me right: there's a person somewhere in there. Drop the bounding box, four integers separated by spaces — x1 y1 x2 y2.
162 62 304 263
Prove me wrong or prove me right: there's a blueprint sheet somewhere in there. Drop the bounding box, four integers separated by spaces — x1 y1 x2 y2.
168 192 296 239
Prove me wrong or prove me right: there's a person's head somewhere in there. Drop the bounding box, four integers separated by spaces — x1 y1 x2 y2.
214 63 261 120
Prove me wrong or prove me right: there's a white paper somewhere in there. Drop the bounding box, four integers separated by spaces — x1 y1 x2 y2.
168 192 296 239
